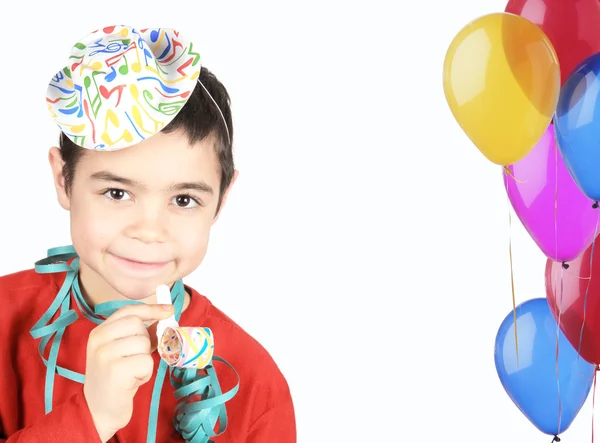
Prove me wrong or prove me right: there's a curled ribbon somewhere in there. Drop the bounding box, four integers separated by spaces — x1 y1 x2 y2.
29 245 239 443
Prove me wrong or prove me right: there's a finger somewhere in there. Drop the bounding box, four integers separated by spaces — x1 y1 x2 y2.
103 303 174 325
93 315 150 343
97 335 152 361
118 354 155 389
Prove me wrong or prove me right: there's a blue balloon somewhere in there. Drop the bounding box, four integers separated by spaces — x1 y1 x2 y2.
494 298 595 435
555 52 600 202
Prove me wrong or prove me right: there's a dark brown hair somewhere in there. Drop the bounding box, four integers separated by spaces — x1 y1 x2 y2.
59 67 234 214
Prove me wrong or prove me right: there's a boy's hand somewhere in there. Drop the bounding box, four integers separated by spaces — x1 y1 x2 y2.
83 303 175 442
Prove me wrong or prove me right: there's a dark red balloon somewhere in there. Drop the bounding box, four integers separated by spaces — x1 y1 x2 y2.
546 236 600 364
506 0 600 83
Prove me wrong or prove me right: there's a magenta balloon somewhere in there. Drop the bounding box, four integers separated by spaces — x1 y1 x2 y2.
504 124 598 263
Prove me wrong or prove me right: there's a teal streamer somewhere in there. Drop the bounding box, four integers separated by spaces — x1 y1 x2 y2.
29 245 239 442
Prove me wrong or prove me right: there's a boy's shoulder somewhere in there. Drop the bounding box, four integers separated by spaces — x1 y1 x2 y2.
0 266 54 288
0 267 59 305
0 267 61 332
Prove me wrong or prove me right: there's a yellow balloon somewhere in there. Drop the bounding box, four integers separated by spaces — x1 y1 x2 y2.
443 12 560 166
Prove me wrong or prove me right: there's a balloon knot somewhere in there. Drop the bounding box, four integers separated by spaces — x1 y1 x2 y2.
552 436 561 442
503 166 526 183
562 261 570 270
593 201 599 209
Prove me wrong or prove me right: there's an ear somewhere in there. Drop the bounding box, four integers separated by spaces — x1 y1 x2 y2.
48 146 71 211
212 169 239 224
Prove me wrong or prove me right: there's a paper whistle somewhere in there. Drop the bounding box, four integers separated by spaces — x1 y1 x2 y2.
156 285 214 369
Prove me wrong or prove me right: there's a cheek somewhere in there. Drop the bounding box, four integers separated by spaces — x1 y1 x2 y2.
175 216 212 264
69 195 119 251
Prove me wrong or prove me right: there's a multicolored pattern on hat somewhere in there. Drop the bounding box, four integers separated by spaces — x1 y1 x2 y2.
46 25 201 151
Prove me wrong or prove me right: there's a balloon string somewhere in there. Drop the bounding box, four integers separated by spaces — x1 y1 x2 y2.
554 143 565 274
554 139 559 267
593 367 598 443
507 198 519 367
553 143 564 435
579 214 600 361
503 166 527 184
551 436 561 442
556 265 564 435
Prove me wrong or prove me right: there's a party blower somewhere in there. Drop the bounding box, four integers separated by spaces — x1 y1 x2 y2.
156 284 215 370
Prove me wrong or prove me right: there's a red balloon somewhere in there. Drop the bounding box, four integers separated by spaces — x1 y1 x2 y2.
546 236 600 364
506 0 600 83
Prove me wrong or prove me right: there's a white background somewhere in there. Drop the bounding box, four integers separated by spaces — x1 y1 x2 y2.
0 0 590 442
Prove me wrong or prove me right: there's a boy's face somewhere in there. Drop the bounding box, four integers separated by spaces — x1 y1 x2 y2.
49 130 236 302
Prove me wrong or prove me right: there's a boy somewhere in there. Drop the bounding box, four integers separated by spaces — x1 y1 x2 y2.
0 25 295 442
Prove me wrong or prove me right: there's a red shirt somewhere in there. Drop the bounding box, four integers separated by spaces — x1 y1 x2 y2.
0 268 296 442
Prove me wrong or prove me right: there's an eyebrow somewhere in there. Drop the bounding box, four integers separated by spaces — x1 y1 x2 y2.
89 171 214 194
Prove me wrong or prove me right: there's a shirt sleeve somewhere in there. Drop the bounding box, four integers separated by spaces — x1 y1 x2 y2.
0 391 101 443
246 390 296 443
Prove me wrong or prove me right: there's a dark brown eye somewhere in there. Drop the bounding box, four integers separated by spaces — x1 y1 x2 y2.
176 195 191 207
173 194 200 208
110 189 126 200
103 189 131 201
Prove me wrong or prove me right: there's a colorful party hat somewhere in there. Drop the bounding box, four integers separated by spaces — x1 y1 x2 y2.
46 25 201 151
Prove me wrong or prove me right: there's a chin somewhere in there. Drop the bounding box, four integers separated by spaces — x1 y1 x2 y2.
76 249 184 303
110 277 167 301
103 266 177 302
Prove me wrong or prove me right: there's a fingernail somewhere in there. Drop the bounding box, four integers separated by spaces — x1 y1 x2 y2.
161 304 174 311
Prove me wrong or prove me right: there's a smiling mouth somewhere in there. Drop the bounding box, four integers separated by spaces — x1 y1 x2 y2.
110 253 171 268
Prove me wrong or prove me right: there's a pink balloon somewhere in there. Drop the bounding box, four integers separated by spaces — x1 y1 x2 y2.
504 124 598 263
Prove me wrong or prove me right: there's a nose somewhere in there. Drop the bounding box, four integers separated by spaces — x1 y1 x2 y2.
124 204 168 244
